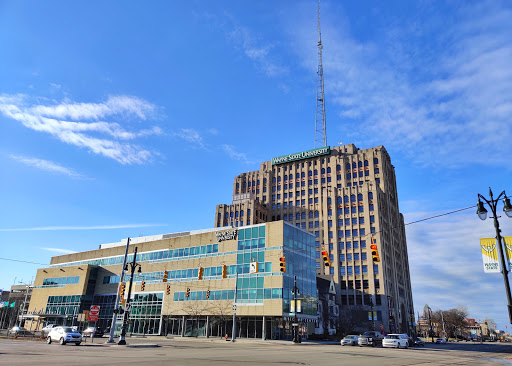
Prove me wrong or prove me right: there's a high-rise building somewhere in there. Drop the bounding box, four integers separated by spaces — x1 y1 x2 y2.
215 143 414 333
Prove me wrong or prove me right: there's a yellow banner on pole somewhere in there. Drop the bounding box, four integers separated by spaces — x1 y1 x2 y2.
504 236 512 270
481 238 500 273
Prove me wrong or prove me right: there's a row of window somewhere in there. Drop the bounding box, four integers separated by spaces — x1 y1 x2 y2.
52 244 220 268
340 264 379 275
339 253 368 261
42 276 80 286
173 288 283 302
47 295 83 304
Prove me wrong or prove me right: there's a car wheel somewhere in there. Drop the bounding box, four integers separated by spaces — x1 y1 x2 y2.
47 336 52 344
405 342 409 349
75 342 81 346
397 343 401 349
59 337 66 345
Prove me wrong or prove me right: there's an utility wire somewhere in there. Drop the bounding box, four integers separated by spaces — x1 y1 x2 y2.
0 257 47 265
404 206 474 226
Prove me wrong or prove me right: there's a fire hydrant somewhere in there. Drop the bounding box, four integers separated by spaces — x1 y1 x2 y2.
225 334 229 341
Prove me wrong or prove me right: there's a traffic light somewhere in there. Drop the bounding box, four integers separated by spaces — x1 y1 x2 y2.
140 281 146 291
163 271 168 283
119 283 126 298
206 289 210 299
198 266 204 280
222 264 228 278
322 250 332 267
166 284 171 295
279 257 286 273
371 236 380 262
186 288 190 297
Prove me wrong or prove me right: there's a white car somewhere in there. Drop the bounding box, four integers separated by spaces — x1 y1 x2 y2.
382 333 409 348
341 335 359 346
47 326 82 345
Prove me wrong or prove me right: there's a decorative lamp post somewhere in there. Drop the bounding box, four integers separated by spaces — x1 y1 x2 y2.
118 247 142 345
477 188 512 324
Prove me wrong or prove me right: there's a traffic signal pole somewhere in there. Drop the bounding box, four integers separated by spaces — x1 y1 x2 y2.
293 276 299 343
118 246 139 345
107 237 130 343
231 272 238 342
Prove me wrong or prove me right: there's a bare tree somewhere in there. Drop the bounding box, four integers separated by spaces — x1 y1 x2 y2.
431 306 468 338
338 306 367 336
180 301 210 337
207 300 232 338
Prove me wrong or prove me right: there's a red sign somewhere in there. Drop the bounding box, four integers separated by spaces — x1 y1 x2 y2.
88 305 100 322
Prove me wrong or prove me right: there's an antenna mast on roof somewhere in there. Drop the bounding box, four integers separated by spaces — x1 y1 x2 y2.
315 0 327 148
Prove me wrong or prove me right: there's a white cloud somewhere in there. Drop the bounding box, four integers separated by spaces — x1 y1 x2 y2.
0 223 167 232
41 247 77 254
221 144 252 164
173 128 206 148
0 94 161 165
405 209 512 326
10 155 89 179
290 2 512 167
227 24 287 77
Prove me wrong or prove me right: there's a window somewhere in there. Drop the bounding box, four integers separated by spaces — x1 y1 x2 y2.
347 266 353 275
359 217 364 224
338 242 344 250
354 253 359 260
369 204 374 211
355 266 361 275
340 266 346 275
376 178 380 184
277 194 281 200
309 222 313 228
344 208 350 214
358 193 363 201
301 212 306 219
362 253 367 260
338 230 344 238
361 240 366 248
368 192 373 199
296 213 300 220
374 264 379 274
374 168 380 174
346 242 352 249
360 228 366 236
314 221 319 228
352 217 357 225
347 253 352 261
351 207 356 214
374 279 380 288
308 198 313 204
315 231 319 238
347 173 351 179
353 241 359 249
345 230 351 237
374 158 379 164
370 215 375 223
276 203 281 208
315 210 319 218
339 254 345 261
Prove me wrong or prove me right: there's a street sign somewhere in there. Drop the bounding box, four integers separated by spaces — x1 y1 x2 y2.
89 305 100 322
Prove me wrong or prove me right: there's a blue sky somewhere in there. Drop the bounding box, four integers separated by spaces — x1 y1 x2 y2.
1 0 512 329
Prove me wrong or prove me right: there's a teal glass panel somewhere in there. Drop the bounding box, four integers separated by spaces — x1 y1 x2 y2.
257 277 264 288
244 240 251 249
252 239 258 249
252 227 258 238
265 262 272 272
245 228 252 240
237 253 243 264
249 277 256 289
257 289 263 299
213 244 219 252
249 289 257 299
258 238 265 248
243 252 251 263
228 290 234 299
264 288 271 299
238 230 244 240
259 225 265 237
258 251 264 262
242 277 249 289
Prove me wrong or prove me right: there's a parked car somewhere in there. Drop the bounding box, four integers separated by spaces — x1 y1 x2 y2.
435 338 447 344
358 331 385 347
383 333 409 348
41 324 57 336
340 335 359 346
414 337 425 346
47 326 82 345
83 327 104 337
8 326 33 336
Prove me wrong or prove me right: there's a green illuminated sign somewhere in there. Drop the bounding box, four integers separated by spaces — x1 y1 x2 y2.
272 146 330 165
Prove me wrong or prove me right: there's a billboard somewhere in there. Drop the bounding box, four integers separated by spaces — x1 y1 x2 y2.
480 238 500 273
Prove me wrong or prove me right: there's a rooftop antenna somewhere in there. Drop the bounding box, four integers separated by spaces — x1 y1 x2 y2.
315 0 327 148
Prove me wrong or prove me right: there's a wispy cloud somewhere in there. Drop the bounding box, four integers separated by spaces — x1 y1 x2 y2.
290 2 512 167
173 128 206 148
221 144 253 164
10 155 89 179
405 209 512 326
41 247 77 254
226 23 287 77
0 223 167 232
0 94 162 164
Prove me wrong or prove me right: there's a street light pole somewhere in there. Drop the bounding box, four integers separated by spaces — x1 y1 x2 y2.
477 188 512 324
292 276 299 343
118 247 141 345
108 237 130 343
370 295 375 331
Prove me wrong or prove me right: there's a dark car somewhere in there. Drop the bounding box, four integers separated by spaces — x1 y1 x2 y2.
9 327 33 336
414 337 425 346
82 327 104 337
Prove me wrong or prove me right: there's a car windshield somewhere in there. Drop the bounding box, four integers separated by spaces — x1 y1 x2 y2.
62 327 74 332
362 332 374 336
346 335 356 339
386 335 399 339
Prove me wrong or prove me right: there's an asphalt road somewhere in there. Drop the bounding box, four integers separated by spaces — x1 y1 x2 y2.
1 337 512 366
